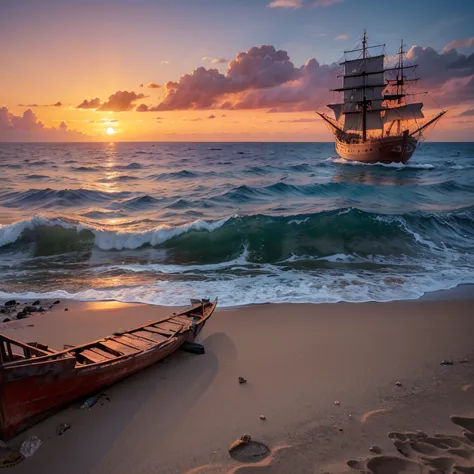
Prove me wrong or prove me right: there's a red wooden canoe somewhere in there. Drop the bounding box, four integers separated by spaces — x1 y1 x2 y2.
0 298 217 440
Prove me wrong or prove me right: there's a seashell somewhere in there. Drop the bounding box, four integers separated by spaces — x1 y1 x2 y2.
238 377 247 384
228 434 251 453
259 415 266 420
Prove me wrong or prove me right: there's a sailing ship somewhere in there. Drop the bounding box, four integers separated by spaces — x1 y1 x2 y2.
317 31 446 164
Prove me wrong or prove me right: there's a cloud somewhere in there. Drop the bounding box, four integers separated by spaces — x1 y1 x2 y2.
406 46 474 87
444 37 474 52
146 82 161 89
208 114 216 119
182 117 202 122
98 91 145 112
77 97 101 109
202 56 229 64
160 60 169 65
313 0 343 5
267 0 303 7
335 34 349 40
18 101 63 107
455 108 474 117
153 45 300 111
0 107 88 142
78 41 474 116
267 0 343 7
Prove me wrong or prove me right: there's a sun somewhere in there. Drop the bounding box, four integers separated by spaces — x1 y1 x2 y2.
105 127 115 135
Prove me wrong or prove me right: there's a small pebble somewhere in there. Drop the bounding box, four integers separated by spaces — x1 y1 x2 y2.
238 376 247 384
64 308 69 312
440 360 454 366
334 400 340 406
396 381 402 387
259 415 266 421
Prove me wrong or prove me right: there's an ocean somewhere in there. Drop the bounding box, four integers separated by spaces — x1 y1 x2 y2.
0 142 473 307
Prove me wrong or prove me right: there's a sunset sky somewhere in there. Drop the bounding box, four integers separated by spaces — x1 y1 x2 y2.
1 0 473 142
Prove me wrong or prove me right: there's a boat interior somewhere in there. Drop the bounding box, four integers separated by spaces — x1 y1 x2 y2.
0 299 216 368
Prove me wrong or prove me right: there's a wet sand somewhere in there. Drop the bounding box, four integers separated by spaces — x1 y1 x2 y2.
1 295 473 474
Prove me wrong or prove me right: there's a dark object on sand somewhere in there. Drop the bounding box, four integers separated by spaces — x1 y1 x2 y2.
56 423 71 436
64 308 69 312
238 376 247 384
32 301 40 306
395 381 402 386
0 298 217 440
80 393 110 409
53 300 60 305
2 319 10 323
229 434 270 463
369 446 383 454
0 445 24 468
16 311 27 320
4 301 16 307
440 360 454 366
181 341 205 354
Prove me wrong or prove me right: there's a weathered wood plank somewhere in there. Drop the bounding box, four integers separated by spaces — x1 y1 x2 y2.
144 326 175 336
80 349 110 363
154 321 183 331
101 339 138 356
133 330 167 343
88 347 116 360
171 315 193 325
118 334 154 349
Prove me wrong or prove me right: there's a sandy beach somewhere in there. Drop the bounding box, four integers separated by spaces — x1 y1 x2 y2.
0 292 473 474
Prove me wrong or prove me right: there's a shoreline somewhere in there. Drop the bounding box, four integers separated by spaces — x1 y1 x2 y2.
1 282 473 320
0 294 473 473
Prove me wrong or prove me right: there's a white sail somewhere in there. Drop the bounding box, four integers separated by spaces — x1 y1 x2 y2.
344 87 385 113
343 56 384 85
383 103 424 123
343 111 384 131
327 103 344 120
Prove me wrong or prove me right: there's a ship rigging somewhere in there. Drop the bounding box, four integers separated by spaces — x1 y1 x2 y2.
317 31 446 164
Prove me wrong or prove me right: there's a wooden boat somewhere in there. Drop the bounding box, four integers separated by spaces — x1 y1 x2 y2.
0 298 217 440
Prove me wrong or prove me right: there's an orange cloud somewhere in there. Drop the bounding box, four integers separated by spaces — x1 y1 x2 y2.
444 37 474 52
98 91 145 112
267 0 303 7
0 107 87 142
77 97 101 109
335 34 349 40
202 56 229 64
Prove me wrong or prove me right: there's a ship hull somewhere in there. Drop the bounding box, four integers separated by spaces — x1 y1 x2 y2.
335 135 417 164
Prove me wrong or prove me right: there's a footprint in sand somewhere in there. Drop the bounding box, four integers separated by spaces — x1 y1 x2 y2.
347 455 433 474
348 415 474 474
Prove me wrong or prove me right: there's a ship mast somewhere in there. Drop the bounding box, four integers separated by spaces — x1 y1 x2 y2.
361 30 368 142
396 39 404 135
